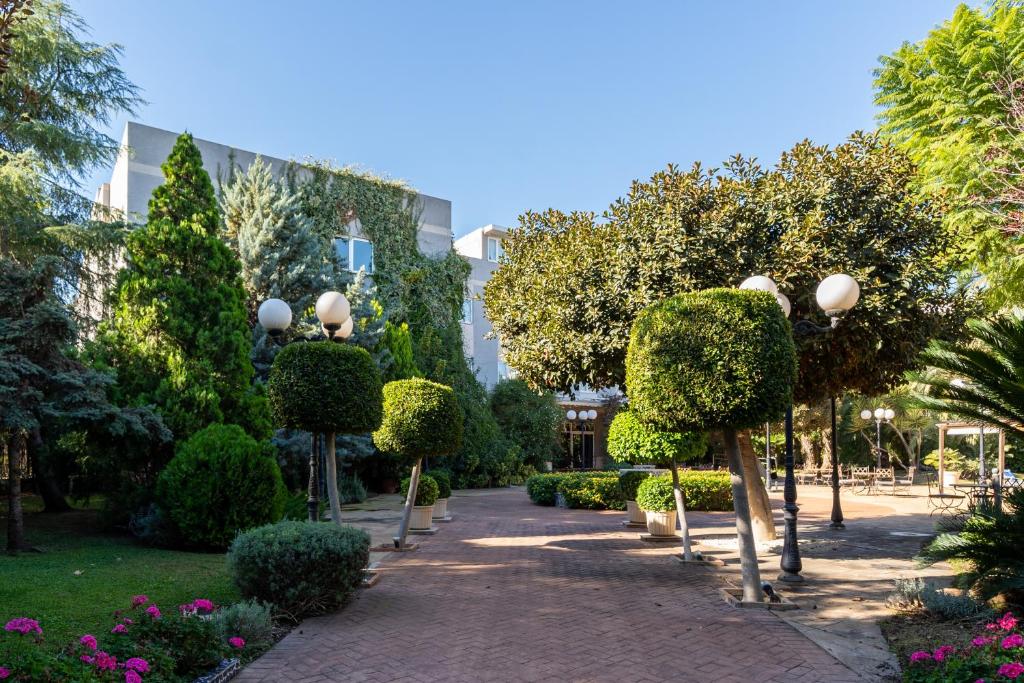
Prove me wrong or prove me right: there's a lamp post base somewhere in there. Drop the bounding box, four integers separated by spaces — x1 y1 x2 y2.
777 571 805 584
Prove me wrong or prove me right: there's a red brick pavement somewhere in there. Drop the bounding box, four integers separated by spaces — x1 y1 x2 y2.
236 490 864 683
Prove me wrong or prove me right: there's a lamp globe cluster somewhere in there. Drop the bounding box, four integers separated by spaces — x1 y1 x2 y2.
258 290 355 341
739 272 860 323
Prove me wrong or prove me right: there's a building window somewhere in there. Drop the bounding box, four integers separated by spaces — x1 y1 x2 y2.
461 298 473 324
487 237 503 262
333 236 374 274
497 361 510 380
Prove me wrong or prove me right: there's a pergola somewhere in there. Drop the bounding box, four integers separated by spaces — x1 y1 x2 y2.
935 421 1006 494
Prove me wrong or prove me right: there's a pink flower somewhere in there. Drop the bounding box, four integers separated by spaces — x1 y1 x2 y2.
93 651 117 671
998 662 1024 679
1003 633 1024 650
933 645 955 661
909 650 933 664
974 679 985 683
79 634 98 650
130 595 148 608
986 622 999 631
80 655 94 664
972 636 994 647
4 618 41 635
192 598 215 614
123 618 133 626
124 658 149 674
110 623 127 634
229 636 246 649
125 671 141 683
145 605 161 619
0 667 9 679
999 613 1019 631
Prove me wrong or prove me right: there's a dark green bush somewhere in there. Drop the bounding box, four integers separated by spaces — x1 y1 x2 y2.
228 520 370 621
400 473 440 506
373 378 464 462
156 424 286 549
525 473 561 505
607 409 707 465
618 470 652 500
557 472 624 510
626 288 796 432
636 476 676 512
268 341 383 433
428 469 452 498
489 378 563 469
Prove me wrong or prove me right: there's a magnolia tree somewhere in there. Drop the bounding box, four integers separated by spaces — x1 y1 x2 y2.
373 379 463 549
607 409 707 559
268 341 383 525
626 289 796 602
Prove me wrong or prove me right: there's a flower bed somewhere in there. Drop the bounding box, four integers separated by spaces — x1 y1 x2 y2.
904 612 1023 682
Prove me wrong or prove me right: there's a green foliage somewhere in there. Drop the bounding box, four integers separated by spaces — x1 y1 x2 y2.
99 133 270 441
485 135 969 402
557 472 624 510
606 410 706 466
213 599 275 650
156 424 286 549
672 471 734 511
525 473 561 506
339 474 368 504
228 520 370 622
427 469 452 498
917 487 1024 603
378 320 421 382
489 379 562 469
635 476 676 512
618 470 651 501
627 289 796 433
373 379 463 462
267 341 383 433
400 473 439 506
889 577 994 621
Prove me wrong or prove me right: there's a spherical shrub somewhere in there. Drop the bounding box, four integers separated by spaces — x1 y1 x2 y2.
228 520 370 621
400 473 440 506
626 288 796 433
428 469 452 498
607 410 707 465
157 424 286 549
268 341 383 433
636 476 676 512
525 473 561 505
373 379 463 462
618 470 652 501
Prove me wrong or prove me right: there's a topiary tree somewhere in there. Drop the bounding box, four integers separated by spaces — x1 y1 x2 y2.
626 288 796 601
373 378 463 548
618 470 651 502
156 424 286 549
268 341 383 525
400 473 439 507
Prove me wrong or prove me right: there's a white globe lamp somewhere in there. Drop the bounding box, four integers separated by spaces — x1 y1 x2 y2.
316 291 350 339
587 409 597 420
337 316 354 340
815 274 860 315
775 292 791 318
860 409 872 420
739 275 778 294
257 298 292 336
884 409 895 421
566 410 577 421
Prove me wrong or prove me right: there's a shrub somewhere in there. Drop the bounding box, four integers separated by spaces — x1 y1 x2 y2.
373 379 463 463
525 473 561 505
607 410 707 465
228 520 370 621
676 471 733 511
213 599 275 650
888 577 994 621
636 476 676 512
281 491 325 521
428 469 452 498
400 474 440 506
156 424 286 549
489 379 562 469
268 342 383 433
339 474 368 504
557 472 624 510
625 288 796 433
902 612 1023 682
618 471 651 501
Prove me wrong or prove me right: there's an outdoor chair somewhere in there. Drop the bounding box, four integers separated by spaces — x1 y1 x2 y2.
847 466 874 494
925 471 966 517
874 467 897 494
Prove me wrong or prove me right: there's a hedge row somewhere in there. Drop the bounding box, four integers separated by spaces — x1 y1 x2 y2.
524 470 732 512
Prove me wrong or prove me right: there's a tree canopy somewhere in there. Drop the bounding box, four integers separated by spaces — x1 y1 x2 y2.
606 409 707 466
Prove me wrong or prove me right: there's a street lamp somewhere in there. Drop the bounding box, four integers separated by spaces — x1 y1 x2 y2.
258 291 354 523
565 409 596 469
741 272 859 583
860 407 895 471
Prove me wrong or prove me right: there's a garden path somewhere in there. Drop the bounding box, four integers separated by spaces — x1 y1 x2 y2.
237 488 870 683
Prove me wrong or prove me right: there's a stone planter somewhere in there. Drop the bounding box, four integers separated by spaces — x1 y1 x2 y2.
626 500 646 525
410 505 434 530
432 498 448 520
193 658 240 683
644 509 677 537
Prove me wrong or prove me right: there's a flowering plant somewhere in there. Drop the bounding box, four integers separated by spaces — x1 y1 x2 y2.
906 613 1024 682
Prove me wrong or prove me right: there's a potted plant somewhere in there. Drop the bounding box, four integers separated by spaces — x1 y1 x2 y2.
618 470 651 525
429 469 453 520
636 476 677 537
401 474 439 530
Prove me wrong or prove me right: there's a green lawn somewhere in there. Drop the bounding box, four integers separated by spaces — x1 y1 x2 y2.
0 497 238 647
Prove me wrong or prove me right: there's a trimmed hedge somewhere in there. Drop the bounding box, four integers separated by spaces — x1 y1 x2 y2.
526 470 732 512
636 476 675 512
400 473 440 506
428 469 452 498
637 472 734 512
228 520 370 622
618 470 652 501
626 288 796 433
607 409 707 465
373 378 463 462
156 423 286 549
525 473 561 505
557 472 625 510
268 341 383 433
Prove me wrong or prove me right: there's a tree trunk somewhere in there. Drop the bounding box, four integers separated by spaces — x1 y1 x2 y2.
6 433 27 554
395 458 421 550
798 433 816 469
670 458 694 560
738 430 776 543
28 428 71 513
323 432 343 527
724 427 762 603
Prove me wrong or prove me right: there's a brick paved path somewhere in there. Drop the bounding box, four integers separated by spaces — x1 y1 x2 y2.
237 489 863 683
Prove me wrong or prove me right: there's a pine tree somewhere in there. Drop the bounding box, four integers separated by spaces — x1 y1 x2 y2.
100 133 270 441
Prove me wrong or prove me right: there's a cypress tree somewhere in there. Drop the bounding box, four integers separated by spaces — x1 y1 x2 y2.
101 133 270 441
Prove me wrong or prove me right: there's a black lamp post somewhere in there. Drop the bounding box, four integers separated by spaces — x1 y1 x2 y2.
740 273 860 582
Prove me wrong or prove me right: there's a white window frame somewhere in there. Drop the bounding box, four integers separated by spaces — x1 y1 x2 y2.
487 237 503 263
334 236 375 274
461 298 473 324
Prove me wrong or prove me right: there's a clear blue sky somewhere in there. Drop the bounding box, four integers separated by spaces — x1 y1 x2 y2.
76 0 964 238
